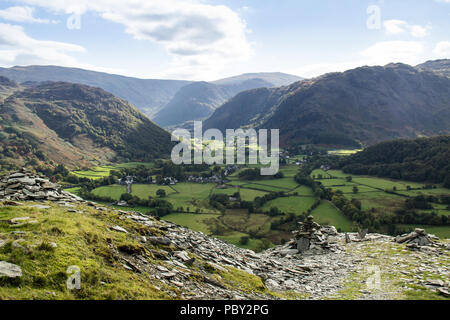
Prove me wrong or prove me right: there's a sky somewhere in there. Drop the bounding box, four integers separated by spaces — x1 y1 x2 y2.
0 0 449 81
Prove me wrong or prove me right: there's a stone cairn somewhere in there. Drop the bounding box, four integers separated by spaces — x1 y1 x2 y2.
0 168 83 203
395 228 437 249
292 216 339 253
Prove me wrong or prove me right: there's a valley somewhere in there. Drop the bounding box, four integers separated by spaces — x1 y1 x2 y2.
61 148 450 252
1 60 449 302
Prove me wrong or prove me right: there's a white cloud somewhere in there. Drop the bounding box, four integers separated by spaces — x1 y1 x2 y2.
0 23 83 66
13 0 253 80
383 19 431 38
384 20 407 35
433 41 450 58
0 6 57 24
0 22 125 74
360 41 425 64
291 41 425 78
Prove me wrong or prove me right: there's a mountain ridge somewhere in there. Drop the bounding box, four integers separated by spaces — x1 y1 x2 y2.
204 62 450 148
152 72 303 127
0 79 172 169
0 65 191 118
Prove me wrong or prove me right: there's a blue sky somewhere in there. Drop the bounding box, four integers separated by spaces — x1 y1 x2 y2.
0 0 449 80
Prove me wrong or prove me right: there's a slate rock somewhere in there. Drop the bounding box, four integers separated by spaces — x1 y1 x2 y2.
0 261 22 278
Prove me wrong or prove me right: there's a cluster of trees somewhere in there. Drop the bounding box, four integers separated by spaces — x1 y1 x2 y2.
237 168 283 180
293 160 450 233
341 136 450 185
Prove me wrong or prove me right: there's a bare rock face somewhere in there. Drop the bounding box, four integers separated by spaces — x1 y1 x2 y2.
0 168 83 203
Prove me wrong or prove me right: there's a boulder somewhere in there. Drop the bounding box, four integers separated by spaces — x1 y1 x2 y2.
0 169 84 204
0 261 22 278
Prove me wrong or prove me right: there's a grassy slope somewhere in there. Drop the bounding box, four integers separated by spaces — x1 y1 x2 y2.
0 204 168 299
0 202 288 300
312 201 354 232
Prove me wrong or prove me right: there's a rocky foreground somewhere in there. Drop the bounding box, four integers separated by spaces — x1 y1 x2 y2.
0 169 449 300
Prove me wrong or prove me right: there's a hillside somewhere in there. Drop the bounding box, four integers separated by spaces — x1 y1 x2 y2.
0 80 172 169
341 136 450 185
417 59 450 78
0 66 191 118
204 63 450 148
153 73 303 127
0 170 448 300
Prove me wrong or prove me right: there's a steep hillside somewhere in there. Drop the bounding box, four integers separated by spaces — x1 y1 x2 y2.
341 136 450 184
205 63 450 148
0 77 19 101
203 85 292 131
0 66 190 117
153 73 303 127
0 80 172 168
417 59 450 78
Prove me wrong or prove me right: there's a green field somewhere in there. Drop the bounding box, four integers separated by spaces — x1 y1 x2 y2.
166 183 217 212
262 196 317 215
72 162 154 180
344 191 405 211
327 149 363 156
130 184 176 199
163 213 220 235
251 177 299 190
311 169 332 179
92 185 126 199
314 170 449 214
212 187 268 202
243 183 289 192
292 185 315 196
311 201 354 232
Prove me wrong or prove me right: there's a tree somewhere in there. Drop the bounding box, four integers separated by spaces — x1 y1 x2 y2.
346 176 353 182
156 189 166 198
269 207 280 216
239 236 250 245
120 193 132 202
352 186 359 194
444 175 450 189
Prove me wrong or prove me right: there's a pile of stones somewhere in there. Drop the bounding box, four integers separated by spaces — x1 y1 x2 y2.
290 216 340 254
395 228 437 249
0 168 83 203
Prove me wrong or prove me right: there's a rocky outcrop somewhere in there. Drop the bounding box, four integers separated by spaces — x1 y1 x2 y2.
395 228 439 250
0 168 83 203
290 216 340 254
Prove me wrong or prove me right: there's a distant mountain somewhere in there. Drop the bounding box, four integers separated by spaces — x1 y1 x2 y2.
204 63 450 148
341 135 450 185
152 72 303 127
213 72 302 87
0 80 172 168
416 59 450 78
0 66 191 117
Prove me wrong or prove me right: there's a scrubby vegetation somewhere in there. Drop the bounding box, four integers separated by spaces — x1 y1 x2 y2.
341 136 450 185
